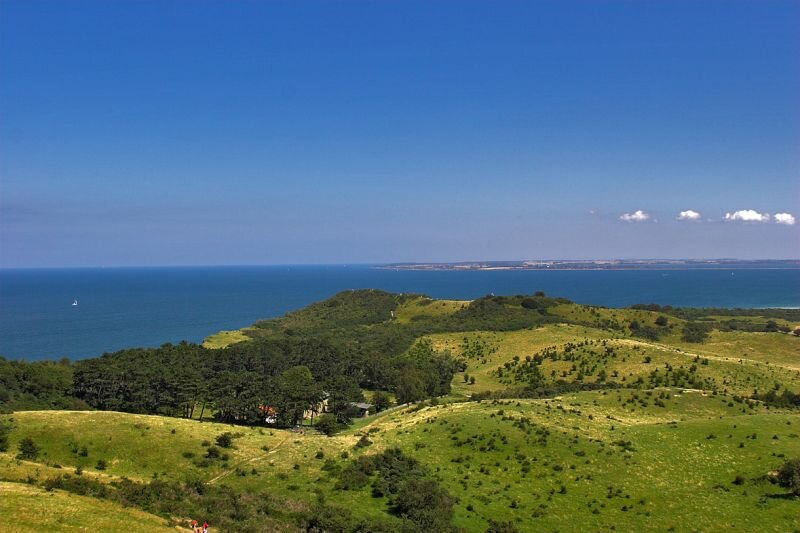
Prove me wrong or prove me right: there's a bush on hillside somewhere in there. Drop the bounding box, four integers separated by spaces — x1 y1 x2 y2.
487 520 520 533
682 322 710 343
215 432 234 448
777 458 800 496
390 478 457 531
314 414 339 436
16 437 39 461
0 422 9 452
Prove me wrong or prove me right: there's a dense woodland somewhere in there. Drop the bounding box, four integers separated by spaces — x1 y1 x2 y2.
2 290 798 424
1 291 566 420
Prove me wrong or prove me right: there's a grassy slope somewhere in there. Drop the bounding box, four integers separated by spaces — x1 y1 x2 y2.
202 328 255 349
4 298 800 532
427 324 619 394
392 297 469 324
0 481 178 532
356 395 800 533
0 411 287 485
4 393 798 532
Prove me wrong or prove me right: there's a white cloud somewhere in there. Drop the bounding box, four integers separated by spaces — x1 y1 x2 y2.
774 212 796 225
724 209 769 223
619 210 650 222
676 210 701 221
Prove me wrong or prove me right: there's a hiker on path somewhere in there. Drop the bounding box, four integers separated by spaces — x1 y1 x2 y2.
191 519 198 532
203 521 209 532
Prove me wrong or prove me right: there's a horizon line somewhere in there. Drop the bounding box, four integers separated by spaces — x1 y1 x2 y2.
2 258 799 271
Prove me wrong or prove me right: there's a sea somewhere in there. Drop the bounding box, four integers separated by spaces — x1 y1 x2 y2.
1 265 798 361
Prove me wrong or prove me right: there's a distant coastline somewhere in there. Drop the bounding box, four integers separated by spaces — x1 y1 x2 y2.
378 259 800 271
2 265 798 361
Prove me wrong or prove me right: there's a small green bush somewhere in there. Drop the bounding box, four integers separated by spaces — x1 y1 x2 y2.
16 437 39 461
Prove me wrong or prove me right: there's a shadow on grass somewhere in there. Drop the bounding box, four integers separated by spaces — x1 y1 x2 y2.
763 492 798 500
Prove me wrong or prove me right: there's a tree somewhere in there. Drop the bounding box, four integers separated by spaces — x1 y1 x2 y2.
682 322 710 343
777 458 800 496
390 478 456 531
279 365 322 426
371 391 391 413
315 414 339 436
17 437 39 461
395 367 427 404
322 375 364 418
655 316 669 327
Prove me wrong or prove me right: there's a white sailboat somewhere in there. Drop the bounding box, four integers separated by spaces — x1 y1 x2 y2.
72 299 78 306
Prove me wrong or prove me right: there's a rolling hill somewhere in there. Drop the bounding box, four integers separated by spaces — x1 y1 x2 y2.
2 290 799 532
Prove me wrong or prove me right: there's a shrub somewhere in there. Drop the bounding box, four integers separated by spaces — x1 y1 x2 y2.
215 432 233 448
682 322 710 343
372 391 391 412
96 459 107 470
0 423 8 452
354 435 372 449
390 478 456 531
16 437 39 461
315 414 339 436
777 458 800 496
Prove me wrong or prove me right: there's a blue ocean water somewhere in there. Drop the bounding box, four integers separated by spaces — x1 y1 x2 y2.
0 265 798 361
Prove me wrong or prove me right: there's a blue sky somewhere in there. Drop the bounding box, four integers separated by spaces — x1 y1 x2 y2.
1 0 798 267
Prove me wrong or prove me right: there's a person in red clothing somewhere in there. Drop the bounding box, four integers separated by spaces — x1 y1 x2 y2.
202 521 209 532
190 519 198 532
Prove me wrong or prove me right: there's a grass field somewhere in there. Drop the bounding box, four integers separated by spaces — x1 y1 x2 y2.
3 297 799 532
3 387 799 532
0 481 178 532
427 324 618 394
202 328 256 349
392 297 469 324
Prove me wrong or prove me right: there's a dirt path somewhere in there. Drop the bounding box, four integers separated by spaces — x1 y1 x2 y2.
206 435 290 485
616 338 793 370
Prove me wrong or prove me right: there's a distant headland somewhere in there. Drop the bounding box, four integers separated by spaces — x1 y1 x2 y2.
379 259 800 271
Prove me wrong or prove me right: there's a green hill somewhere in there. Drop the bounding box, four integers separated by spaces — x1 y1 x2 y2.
0 481 178 532
2 290 799 532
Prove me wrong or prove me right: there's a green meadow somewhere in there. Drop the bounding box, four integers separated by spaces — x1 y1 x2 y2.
2 292 799 532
